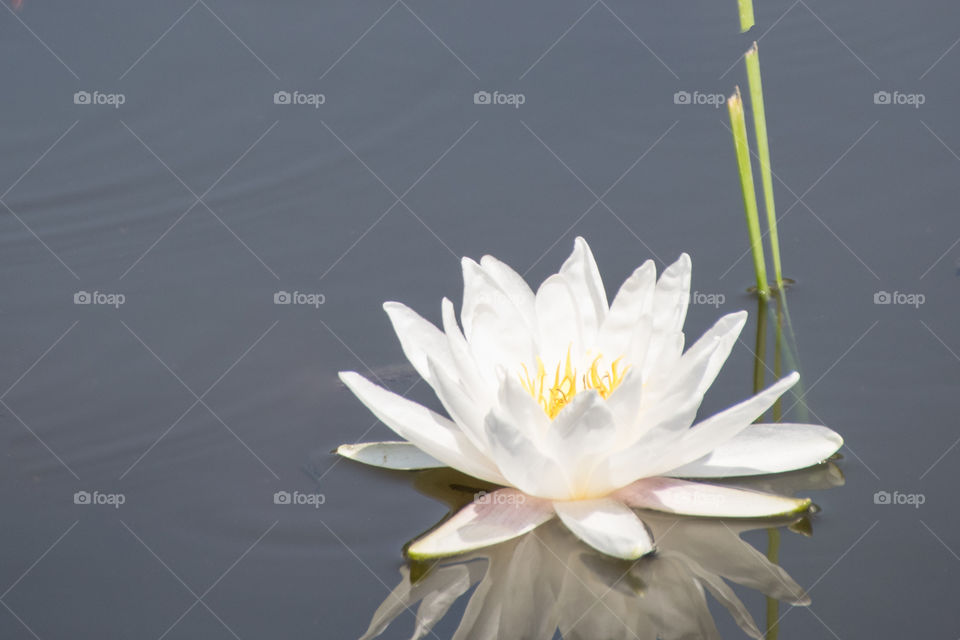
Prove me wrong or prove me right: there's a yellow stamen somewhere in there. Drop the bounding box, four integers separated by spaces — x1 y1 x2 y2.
518 347 629 419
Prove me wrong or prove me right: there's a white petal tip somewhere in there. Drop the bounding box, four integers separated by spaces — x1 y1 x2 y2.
335 441 445 470
338 370 360 385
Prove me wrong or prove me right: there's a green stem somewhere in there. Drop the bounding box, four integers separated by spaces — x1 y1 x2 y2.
745 42 784 291
772 293 784 421
765 527 782 639
738 0 755 32
727 88 770 299
753 295 767 396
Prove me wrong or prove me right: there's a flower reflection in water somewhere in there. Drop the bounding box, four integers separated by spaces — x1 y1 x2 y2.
360 464 843 640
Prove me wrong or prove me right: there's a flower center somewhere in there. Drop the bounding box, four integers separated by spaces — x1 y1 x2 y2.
519 348 629 419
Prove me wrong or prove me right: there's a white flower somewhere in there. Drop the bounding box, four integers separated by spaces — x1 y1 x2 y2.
337 238 843 560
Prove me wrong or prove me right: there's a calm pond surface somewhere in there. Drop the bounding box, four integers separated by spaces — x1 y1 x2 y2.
2 1 959 637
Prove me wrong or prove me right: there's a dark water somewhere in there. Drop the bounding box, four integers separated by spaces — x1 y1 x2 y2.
2 0 959 637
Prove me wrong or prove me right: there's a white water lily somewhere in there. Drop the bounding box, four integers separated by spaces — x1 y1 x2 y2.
337 238 843 560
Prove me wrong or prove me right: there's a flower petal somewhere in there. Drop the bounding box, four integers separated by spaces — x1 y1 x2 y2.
461 258 537 386
652 252 692 335
441 298 491 402
641 253 691 376
615 477 811 518
546 390 620 497
607 373 800 487
596 259 656 359
666 423 844 478
547 389 618 459
382 301 453 386
659 372 801 474
339 371 506 484
558 237 608 341
336 441 444 470
647 310 747 406
426 358 490 453
603 367 645 438
407 488 554 559
553 498 655 559
485 381 570 498
478 254 536 327
535 273 584 369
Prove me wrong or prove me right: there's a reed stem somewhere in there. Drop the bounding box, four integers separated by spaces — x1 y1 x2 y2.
738 0 755 32
727 87 770 299
744 42 785 291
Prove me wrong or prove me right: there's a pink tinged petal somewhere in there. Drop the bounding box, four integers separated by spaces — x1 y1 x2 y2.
338 371 506 485
382 302 453 386
558 237 609 340
478 254 536 326
615 477 811 518
407 488 554 559
336 441 444 470
596 260 656 358
667 423 844 478
535 273 584 369
607 373 800 487
553 498 655 559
